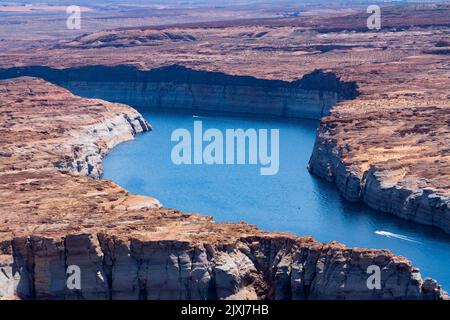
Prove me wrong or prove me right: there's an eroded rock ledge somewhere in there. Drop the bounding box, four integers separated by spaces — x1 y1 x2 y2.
308 98 450 235
0 78 447 300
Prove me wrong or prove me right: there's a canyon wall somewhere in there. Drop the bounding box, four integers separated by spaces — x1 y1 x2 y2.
0 65 358 120
308 107 450 235
0 78 446 300
1 233 446 300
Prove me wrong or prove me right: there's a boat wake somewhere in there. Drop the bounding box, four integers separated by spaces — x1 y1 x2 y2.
375 230 422 244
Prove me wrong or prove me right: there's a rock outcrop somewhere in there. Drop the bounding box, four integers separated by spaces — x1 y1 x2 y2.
0 78 446 300
0 77 152 179
2 231 446 300
59 30 197 49
308 98 450 235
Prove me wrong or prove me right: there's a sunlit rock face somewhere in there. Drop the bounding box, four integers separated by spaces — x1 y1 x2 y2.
0 5 448 240
3 233 447 300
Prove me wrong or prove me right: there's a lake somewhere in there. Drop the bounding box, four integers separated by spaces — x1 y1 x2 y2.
103 110 450 290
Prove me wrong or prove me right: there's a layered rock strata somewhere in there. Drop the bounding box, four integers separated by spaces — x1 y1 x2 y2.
0 77 152 179
0 65 357 120
308 98 450 234
0 78 446 300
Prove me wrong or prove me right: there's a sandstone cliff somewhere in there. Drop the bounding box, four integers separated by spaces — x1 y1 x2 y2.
2 229 446 300
0 78 447 300
308 98 450 235
0 77 152 180
0 65 357 120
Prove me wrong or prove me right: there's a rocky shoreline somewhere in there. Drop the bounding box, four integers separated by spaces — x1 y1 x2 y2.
3 231 446 300
308 101 450 235
0 77 447 300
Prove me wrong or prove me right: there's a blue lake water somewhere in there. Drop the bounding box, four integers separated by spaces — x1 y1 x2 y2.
103 111 450 290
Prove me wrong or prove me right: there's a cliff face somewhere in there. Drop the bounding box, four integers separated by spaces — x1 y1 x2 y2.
1 233 445 300
0 78 446 300
0 65 357 120
308 100 450 235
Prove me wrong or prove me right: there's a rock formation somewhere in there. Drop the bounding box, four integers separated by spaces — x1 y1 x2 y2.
308 97 450 234
0 77 446 300
0 65 357 120
59 30 197 49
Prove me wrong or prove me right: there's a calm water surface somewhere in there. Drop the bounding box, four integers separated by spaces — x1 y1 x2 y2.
103 111 450 289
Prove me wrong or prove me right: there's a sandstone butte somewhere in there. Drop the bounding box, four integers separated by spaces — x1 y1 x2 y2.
0 4 449 300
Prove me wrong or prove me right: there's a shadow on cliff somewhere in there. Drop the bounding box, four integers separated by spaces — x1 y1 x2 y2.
0 64 359 120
